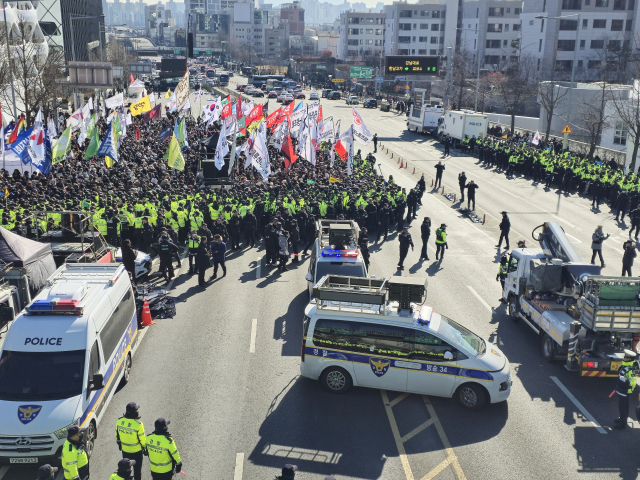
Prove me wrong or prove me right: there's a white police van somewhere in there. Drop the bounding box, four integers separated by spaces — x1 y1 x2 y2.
0 263 138 464
300 276 512 410
305 220 369 298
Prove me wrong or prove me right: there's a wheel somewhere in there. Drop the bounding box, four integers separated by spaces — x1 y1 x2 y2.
541 334 558 362
84 421 97 458
456 383 487 410
508 295 519 323
320 366 353 394
122 353 132 384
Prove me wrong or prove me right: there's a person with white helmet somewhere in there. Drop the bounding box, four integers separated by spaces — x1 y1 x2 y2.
613 349 639 429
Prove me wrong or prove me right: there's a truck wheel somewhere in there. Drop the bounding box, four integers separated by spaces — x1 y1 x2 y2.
541 334 558 362
456 383 487 411
508 295 519 323
320 367 353 394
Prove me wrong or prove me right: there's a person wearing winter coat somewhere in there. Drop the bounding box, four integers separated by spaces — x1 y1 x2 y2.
278 230 290 272
211 234 227 279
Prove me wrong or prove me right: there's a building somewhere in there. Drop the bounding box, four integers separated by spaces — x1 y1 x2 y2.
290 33 317 55
37 0 104 63
338 10 385 61
299 0 348 26
520 0 637 81
459 0 523 70
264 25 288 58
316 31 339 56
383 0 459 57
281 1 305 35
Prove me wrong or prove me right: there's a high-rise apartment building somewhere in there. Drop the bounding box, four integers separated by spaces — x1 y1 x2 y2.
280 1 304 35
338 10 385 60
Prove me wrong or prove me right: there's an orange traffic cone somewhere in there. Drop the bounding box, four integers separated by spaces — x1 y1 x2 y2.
412 167 416 174
140 298 155 327
400 160 404 168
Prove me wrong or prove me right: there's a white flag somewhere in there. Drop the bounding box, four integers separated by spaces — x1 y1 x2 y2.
289 108 306 133
47 115 57 138
105 92 124 109
319 117 334 143
78 118 87 144
149 92 156 103
532 130 540 145
302 120 316 166
126 113 133 125
351 107 372 145
271 119 288 150
250 123 271 180
28 108 45 162
181 99 191 111
88 96 94 111
340 125 354 175
214 123 229 170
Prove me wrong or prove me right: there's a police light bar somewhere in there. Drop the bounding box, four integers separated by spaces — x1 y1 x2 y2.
321 249 359 258
27 299 84 314
417 306 433 325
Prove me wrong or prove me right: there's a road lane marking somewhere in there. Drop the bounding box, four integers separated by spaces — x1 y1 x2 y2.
420 457 451 480
234 453 244 480
467 286 493 313
401 418 435 443
422 396 468 480
550 376 607 434
381 389 415 480
565 233 582 243
0 466 9 480
389 392 410 408
249 318 257 353
256 256 262 279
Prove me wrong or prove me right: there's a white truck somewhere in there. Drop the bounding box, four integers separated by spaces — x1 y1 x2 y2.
502 222 640 377
407 104 444 134
436 110 488 145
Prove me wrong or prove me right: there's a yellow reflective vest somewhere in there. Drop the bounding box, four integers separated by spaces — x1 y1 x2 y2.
115 417 146 453
146 433 182 474
61 440 88 480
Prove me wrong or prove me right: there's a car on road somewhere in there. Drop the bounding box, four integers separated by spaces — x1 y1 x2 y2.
268 91 278 98
253 90 265 97
294 92 306 99
282 94 294 105
346 95 359 105
277 92 287 103
322 89 332 98
228 72 234 77
309 92 319 101
236 84 247 91
328 91 341 100
363 98 378 108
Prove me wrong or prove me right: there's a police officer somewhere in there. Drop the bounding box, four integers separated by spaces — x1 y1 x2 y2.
458 172 467 202
110 458 136 480
496 211 510 250
146 418 182 479
156 232 178 281
398 227 414 270
188 230 200 274
61 426 89 480
613 350 638 429
37 464 58 480
435 223 448 260
496 254 508 299
115 402 146 480
420 217 431 260
434 161 445 188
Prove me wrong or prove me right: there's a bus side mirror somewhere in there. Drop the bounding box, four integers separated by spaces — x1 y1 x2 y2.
305 273 313 282
90 373 104 391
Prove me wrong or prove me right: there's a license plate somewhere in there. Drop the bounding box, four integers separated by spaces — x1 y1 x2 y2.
611 361 621 371
10 458 38 463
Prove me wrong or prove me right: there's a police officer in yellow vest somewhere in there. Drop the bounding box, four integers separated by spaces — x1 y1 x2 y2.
110 458 136 480
61 426 89 480
115 402 146 480
613 349 639 429
147 418 182 479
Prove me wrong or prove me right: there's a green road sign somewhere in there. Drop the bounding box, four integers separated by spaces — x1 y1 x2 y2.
194 49 200 54
206 50 212 55
350 66 373 79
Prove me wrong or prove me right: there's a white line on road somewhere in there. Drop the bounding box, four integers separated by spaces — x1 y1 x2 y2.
467 286 493 313
0 466 9 480
550 376 607 434
249 318 258 353
256 257 262 279
565 233 582 244
234 453 245 480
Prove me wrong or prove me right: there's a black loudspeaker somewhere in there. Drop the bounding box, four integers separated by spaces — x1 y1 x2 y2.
188 33 193 58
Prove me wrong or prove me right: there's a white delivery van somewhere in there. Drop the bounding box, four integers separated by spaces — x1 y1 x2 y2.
0 263 138 464
300 276 512 410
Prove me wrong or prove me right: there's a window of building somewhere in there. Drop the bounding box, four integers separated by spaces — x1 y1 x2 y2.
630 0 636 8
412 49 416 54
608 39 621 50
412 36 416 41
366 39 373 44
611 19 624 30
615 122 628 145
541 18 545 32
486 39 501 48
487 23 502 32
432 10 441 18
559 19 578 29
348 28 359 34
398 36 411 43
539 38 543 52
537 58 541 70
513 23 521 31
366 28 373 33
421 10 430 16
419 36 429 42
485 55 500 64
515 7 522 13
591 39 605 48
595 0 609 5
580 39 586 49
585 0 590 3
420 23 428 29
474 39 477 49
507 7 511 12
348 17 359 24
627 19 633 30
505 24 510 31
366 17 374 23
502 39 508 46
593 19 606 27
502 55 507 61
488 7 504 16
399 23 412 30
375 39 383 45
578 59 583 67
558 39 576 51
614 0 626 7
582 18 588 28
588 59 602 68
399 10 412 17
430 49 438 54
418 48 427 54
430 36 439 43
376 17 383 24
562 0 582 8
556 60 573 70
348 39 359 45
376 28 383 34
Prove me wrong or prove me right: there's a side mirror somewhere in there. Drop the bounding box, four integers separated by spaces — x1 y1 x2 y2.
444 351 454 361
90 373 104 392
305 273 313 282
1 306 14 322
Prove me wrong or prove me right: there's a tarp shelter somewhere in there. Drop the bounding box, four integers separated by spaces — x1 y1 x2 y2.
0 226 56 291
129 79 146 99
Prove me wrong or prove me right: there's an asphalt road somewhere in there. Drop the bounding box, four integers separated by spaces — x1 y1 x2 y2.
2 75 638 480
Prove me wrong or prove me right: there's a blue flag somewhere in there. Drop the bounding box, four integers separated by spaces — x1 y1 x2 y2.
32 128 52 176
11 127 33 164
158 125 172 142
97 121 118 163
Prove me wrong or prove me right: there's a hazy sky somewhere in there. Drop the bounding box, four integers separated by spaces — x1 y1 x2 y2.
135 0 385 8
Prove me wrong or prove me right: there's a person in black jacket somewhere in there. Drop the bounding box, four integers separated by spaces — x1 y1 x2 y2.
420 217 431 260
458 172 467 202
155 233 178 282
465 180 479 210
434 161 445 188
616 191 630 222
141 217 154 253
417 174 426 205
263 223 277 264
211 218 228 243
195 239 211 287
228 211 241 250
121 239 138 283
398 227 414 269
622 240 637 276
377 204 390 242
496 211 510 250
406 189 418 221
289 219 300 262
303 215 317 255
243 211 257 248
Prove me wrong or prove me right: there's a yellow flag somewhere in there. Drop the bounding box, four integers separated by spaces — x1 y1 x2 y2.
165 89 172 99
167 134 185 171
247 119 262 133
105 156 116 168
329 176 340 183
129 96 151 116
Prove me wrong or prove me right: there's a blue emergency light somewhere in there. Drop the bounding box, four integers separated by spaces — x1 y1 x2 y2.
27 299 84 314
321 249 359 258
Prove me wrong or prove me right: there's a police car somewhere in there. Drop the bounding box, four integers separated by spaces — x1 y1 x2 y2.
300 275 512 410
0 264 138 463
305 220 369 299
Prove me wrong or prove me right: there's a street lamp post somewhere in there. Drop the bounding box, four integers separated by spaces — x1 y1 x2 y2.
442 46 452 108
536 13 580 150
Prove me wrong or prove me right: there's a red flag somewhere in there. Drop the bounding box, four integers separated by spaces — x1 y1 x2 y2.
318 106 323 124
135 125 141 141
221 102 232 120
143 104 162 124
130 73 135 84
266 108 282 129
246 104 263 126
334 140 348 161
282 100 295 117
236 93 244 119
281 134 297 168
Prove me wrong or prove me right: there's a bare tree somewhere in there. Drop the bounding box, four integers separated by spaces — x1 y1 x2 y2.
538 52 570 143
447 47 475 109
576 80 612 158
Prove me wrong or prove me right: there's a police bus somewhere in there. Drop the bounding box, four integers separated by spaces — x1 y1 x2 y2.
0 264 138 463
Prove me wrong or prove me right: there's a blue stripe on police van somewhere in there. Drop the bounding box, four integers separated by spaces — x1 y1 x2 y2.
305 346 494 382
80 313 138 426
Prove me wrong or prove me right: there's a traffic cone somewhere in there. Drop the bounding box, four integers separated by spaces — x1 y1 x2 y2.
431 179 434 187
441 186 445 194
140 298 155 327
400 160 404 168
391 152 394 158
405 162 408 169
412 167 416 174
